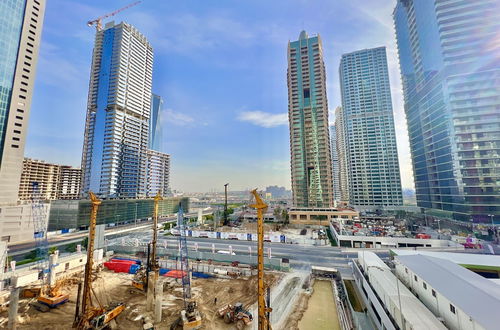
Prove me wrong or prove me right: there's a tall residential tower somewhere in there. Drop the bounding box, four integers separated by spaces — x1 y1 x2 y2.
335 106 349 203
394 0 499 222
330 125 341 203
81 21 153 199
339 47 403 206
287 31 334 208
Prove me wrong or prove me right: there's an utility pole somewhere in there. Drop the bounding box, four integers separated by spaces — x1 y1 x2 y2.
223 183 229 226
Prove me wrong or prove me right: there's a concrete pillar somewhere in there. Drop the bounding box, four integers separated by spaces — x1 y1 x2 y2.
48 253 58 287
146 271 155 311
8 277 19 330
154 279 163 324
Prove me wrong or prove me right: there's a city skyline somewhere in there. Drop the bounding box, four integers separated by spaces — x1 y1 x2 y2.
28 0 415 192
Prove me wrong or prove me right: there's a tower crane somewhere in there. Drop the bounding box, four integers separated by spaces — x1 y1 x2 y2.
249 189 272 330
87 1 141 31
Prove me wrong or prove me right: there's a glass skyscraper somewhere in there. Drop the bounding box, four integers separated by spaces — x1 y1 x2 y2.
394 0 499 222
81 21 153 199
339 47 403 206
149 94 163 152
287 31 334 207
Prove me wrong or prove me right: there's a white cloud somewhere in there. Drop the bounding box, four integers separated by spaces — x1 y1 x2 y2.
164 109 195 126
237 111 288 128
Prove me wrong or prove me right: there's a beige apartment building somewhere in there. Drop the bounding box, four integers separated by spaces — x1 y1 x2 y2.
18 158 81 201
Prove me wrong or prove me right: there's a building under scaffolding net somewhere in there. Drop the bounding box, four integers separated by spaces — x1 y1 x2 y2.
47 197 189 231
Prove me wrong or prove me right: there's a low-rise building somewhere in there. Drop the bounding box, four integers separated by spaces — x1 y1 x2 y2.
289 207 359 225
48 197 189 231
329 221 461 249
394 254 500 330
353 251 446 330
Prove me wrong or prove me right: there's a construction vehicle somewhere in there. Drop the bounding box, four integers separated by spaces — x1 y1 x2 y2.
28 181 70 312
170 205 202 330
249 189 272 330
74 192 125 329
131 192 162 292
217 302 253 329
87 1 141 31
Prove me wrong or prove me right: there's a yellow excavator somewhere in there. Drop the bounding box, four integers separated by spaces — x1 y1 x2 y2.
73 192 125 329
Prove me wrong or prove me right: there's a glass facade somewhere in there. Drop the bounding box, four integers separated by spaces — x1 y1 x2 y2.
0 0 26 163
48 197 189 231
339 47 403 206
149 94 163 152
287 31 334 208
394 0 500 222
81 22 153 199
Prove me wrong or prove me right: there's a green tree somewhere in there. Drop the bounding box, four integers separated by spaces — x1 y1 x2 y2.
81 237 88 249
48 246 58 255
25 248 39 260
281 209 289 225
65 243 77 253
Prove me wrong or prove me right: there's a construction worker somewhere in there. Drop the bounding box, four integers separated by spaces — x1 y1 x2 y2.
214 297 217 305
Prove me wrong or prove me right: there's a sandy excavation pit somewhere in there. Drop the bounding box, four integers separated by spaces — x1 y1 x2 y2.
0 269 281 330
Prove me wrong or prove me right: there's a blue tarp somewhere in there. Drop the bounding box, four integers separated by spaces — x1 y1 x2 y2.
129 264 140 274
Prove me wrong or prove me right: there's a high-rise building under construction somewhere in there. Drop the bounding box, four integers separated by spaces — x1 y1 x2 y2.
287 31 334 208
81 21 153 198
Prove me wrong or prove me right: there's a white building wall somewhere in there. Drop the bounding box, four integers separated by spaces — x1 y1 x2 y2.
395 262 483 330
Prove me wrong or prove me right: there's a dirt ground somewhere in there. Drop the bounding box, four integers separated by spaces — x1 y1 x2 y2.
0 269 280 330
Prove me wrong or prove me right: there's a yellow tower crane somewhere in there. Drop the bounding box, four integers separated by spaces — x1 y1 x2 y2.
249 189 272 330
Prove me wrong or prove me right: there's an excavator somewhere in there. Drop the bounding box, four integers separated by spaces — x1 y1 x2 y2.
74 192 125 330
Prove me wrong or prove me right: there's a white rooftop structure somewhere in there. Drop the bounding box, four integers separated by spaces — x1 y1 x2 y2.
391 249 500 268
358 252 446 330
396 255 500 330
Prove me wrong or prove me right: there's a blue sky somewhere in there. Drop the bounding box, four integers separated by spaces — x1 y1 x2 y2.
26 0 414 192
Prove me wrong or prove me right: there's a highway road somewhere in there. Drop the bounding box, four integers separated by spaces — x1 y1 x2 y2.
109 231 391 278
7 211 209 256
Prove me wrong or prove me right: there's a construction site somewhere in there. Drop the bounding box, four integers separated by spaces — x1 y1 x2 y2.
0 187 346 330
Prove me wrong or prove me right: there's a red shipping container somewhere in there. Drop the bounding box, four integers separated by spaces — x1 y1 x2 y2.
164 270 187 278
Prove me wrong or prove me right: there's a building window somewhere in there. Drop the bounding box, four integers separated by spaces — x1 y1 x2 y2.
405 267 408 274
423 282 427 290
450 304 456 314
414 275 418 282
432 289 436 297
